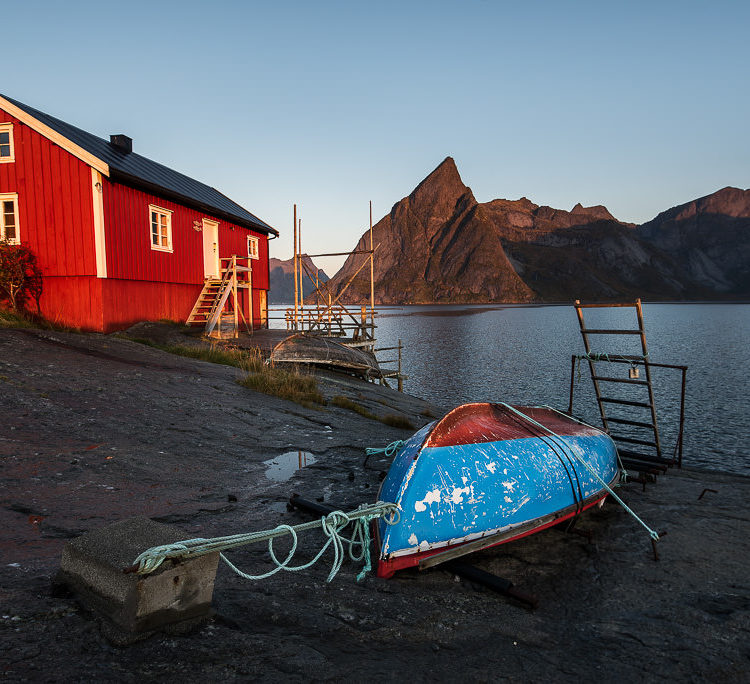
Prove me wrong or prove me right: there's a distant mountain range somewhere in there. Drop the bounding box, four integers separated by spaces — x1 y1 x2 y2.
268 255 329 304
324 157 750 303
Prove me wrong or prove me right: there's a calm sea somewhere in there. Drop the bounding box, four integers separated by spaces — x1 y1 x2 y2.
371 303 750 477
270 303 750 476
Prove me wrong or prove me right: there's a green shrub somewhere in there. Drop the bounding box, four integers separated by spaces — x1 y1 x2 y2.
0 241 43 313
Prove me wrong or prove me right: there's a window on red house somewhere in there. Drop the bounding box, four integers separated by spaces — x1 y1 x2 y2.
149 205 173 252
247 235 259 259
0 195 19 243
0 124 14 162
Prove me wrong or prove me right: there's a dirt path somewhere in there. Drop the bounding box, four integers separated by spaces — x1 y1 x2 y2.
1 328 748 681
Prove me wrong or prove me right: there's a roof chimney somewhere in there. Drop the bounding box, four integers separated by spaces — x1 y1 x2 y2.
110 134 132 154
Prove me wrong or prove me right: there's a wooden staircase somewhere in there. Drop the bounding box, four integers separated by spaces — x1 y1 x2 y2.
187 279 228 325
186 256 254 338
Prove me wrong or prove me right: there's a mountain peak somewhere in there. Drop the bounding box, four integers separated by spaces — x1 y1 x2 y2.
402 157 475 238
570 203 616 221
411 156 467 198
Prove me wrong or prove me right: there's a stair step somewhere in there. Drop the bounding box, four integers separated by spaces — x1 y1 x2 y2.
599 397 652 408
593 375 649 386
606 417 656 429
580 328 643 335
618 449 674 466
610 435 659 448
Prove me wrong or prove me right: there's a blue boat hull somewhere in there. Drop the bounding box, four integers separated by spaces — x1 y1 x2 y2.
376 404 619 577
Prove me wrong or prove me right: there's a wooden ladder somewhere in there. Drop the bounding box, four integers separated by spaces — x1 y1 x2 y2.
574 299 667 474
186 276 233 336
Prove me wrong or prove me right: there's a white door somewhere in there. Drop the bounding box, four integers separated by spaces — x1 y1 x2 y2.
202 219 220 278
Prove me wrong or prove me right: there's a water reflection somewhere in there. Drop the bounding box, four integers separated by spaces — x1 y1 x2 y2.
264 451 318 482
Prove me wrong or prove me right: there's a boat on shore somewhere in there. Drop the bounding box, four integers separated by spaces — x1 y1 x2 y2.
270 333 380 378
376 403 619 578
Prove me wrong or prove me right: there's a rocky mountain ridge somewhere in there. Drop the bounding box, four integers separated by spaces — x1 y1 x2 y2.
325 157 749 303
268 255 329 304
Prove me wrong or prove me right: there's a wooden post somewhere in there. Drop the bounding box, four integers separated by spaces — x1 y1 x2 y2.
231 255 238 338
574 299 608 430
298 218 303 327
369 201 374 339
248 256 254 331
293 204 298 330
635 298 662 458
397 338 403 392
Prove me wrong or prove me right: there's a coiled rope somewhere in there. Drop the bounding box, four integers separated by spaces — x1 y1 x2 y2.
363 439 404 467
365 440 405 459
131 501 400 583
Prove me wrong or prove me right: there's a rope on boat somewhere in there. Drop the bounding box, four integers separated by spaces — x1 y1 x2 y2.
498 403 660 542
365 440 405 459
364 439 405 468
130 501 400 583
539 405 630 483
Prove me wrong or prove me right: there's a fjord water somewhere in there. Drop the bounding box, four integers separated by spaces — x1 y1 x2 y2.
373 303 750 476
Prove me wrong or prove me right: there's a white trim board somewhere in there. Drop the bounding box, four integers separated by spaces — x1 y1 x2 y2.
0 96 109 176
91 169 107 278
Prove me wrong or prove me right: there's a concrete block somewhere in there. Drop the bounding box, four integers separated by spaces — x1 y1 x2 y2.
56 517 219 644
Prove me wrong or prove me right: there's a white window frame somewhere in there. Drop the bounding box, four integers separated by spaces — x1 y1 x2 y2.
0 123 15 163
149 204 173 253
0 193 20 244
247 235 259 260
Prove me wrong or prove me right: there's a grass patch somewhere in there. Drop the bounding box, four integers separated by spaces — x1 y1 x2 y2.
0 309 81 332
124 336 324 409
380 414 415 430
0 310 37 328
332 395 414 430
122 338 266 372
239 367 325 408
332 395 377 419
158 344 264 370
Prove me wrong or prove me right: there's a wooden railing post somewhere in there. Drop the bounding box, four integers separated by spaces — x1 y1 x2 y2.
397 338 403 392
231 255 238 338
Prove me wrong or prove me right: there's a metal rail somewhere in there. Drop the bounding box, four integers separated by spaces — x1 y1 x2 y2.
568 352 688 468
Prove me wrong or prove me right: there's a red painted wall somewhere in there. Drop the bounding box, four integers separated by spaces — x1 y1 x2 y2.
101 179 269 330
0 106 272 332
0 111 97 277
0 110 100 326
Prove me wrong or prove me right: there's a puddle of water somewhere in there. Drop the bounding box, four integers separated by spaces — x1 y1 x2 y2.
264 451 317 482
269 501 289 514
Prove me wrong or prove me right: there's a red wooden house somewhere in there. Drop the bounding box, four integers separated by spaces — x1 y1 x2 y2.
0 94 278 332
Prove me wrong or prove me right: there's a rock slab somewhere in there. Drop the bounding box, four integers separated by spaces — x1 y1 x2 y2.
56 516 219 644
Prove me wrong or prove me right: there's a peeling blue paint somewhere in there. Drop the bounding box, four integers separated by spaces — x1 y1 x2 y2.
378 433 617 558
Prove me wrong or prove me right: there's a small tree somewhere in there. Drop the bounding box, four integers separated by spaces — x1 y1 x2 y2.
0 240 43 313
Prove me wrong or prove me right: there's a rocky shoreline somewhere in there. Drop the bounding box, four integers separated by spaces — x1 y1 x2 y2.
1 327 748 681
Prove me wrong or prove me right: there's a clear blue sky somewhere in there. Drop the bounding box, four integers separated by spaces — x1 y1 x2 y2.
5 0 748 274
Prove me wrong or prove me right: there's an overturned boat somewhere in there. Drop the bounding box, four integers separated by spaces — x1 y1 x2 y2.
270 333 380 379
376 403 619 578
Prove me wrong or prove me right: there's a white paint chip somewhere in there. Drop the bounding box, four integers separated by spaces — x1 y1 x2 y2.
414 488 441 512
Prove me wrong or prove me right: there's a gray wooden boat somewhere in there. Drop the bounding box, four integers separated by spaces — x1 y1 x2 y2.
270 333 380 378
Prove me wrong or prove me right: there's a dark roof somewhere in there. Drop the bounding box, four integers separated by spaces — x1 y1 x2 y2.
1 95 277 236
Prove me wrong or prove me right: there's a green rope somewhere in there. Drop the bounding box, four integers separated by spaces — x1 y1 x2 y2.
131 501 400 583
538 405 630 484
499 403 659 541
365 440 405 459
